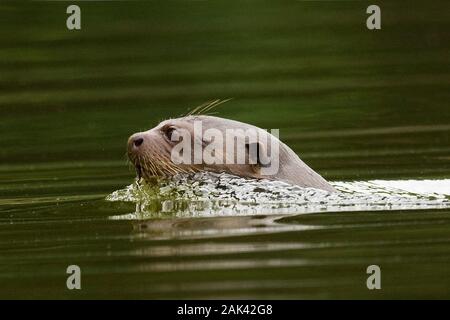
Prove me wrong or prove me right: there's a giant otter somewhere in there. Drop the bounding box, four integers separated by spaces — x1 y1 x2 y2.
127 114 335 192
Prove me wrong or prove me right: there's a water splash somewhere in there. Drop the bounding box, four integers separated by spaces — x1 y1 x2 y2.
106 173 450 220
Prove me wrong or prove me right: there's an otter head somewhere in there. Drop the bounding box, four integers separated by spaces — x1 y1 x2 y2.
127 115 276 182
127 117 198 181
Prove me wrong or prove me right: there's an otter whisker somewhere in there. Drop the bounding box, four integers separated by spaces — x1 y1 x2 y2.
160 153 186 176
200 98 233 115
142 152 156 176
185 98 233 117
186 100 215 116
158 154 178 176
146 153 159 177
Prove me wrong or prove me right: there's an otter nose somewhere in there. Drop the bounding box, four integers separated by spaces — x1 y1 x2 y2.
133 137 144 147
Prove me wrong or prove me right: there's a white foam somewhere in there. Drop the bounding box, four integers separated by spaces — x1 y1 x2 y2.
106 173 450 219
370 179 450 196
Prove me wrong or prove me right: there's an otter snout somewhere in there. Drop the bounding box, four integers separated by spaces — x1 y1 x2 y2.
127 132 148 179
133 137 144 147
128 133 146 152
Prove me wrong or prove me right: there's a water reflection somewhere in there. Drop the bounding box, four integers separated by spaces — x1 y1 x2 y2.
131 215 318 240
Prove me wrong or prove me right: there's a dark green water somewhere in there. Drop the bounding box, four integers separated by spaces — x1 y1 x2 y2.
1 0 449 299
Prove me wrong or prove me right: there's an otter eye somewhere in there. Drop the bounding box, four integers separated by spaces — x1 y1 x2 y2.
165 127 176 141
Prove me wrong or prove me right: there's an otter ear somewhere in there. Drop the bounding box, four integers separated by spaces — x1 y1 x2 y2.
246 142 271 170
